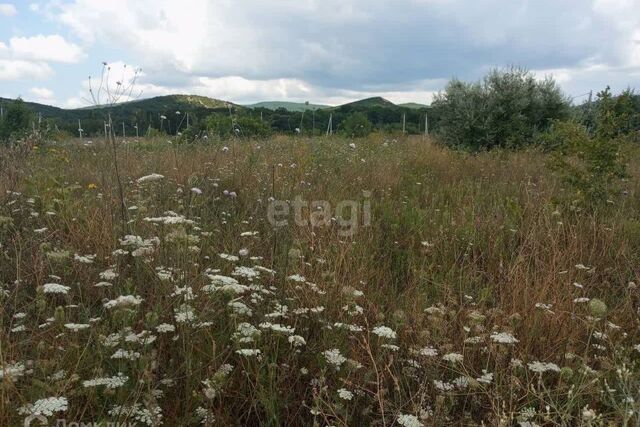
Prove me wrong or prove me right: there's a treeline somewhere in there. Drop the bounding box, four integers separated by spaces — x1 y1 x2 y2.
1 67 638 146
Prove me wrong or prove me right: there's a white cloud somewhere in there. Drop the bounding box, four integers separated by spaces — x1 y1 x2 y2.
0 3 17 17
0 59 53 81
9 34 84 63
28 86 55 104
29 86 53 98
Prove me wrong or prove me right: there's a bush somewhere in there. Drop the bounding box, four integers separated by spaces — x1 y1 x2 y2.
206 114 271 138
433 67 570 150
0 98 32 143
342 112 373 138
544 88 629 204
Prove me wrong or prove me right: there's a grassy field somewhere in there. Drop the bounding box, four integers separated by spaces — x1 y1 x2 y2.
1 135 640 426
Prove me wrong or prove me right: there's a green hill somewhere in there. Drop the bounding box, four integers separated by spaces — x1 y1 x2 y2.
398 102 429 109
247 101 329 112
335 97 396 109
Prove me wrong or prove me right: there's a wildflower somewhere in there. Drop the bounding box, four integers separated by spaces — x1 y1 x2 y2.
219 253 239 262
490 331 519 344
82 373 129 389
94 281 113 288
528 361 560 374
137 173 164 183
433 380 454 391
74 253 96 264
228 300 253 316
191 187 202 195
43 283 71 294
0 362 26 380
104 295 143 309
288 335 306 347
174 304 196 323
372 325 397 339
476 370 494 384
109 403 162 426
233 323 261 343
64 323 90 331
582 405 597 421
337 388 353 400
156 323 176 334
111 349 141 360
397 414 424 427
18 397 68 417
442 353 464 363
418 346 438 357
259 322 295 335
323 348 347 369
588 299 607 317
287 274 306 282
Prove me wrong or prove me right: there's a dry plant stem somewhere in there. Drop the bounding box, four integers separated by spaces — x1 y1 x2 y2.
108 114 129 234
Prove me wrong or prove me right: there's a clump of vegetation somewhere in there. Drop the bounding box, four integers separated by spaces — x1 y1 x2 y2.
0 98 32 144
206 113 271 138
342 112 373 137
544 87 631 204
433 67 570 150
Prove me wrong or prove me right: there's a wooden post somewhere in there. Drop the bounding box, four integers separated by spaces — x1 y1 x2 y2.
402 113 406 134
424 113 429 137
78 120 83 138
122 122 126 139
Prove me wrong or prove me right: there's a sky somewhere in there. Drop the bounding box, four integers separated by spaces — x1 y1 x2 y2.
0 0 638 108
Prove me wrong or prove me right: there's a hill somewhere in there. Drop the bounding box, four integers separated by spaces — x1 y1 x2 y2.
247 101 329 112
335 96 396 109
398 102 429 109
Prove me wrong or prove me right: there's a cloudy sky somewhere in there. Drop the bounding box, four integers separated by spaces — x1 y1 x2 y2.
0 0 638 108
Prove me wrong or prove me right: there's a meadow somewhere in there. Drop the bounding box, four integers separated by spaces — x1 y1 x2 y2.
1 134 640 426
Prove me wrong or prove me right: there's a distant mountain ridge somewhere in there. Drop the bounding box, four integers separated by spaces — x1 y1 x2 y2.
246 101 329 112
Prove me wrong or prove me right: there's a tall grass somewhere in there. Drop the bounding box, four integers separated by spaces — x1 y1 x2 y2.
1 135 639 425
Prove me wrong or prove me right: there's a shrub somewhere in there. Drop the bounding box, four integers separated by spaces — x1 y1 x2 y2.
0 98 32 143
206 114 271 138
544 88 629 204
433 67 570 150
342 112 373 138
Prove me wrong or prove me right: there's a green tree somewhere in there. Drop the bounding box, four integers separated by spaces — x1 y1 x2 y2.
206 114 271 138
545 88 628 204
433 67 570 150
0 98 32 143
342 112 373 138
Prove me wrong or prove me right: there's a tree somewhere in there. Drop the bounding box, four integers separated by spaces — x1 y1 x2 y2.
432 67 570 150
342 112 373 138
206 113 271 138
0 98 32 143
544 88 628 204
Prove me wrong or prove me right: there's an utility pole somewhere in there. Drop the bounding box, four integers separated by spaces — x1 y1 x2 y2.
424 113 429 137
326 114 333 136
134 123 139 138
78 120 83 138
186 113 189 129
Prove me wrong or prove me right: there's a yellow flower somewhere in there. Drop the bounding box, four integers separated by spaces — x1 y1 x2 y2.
88 183 97 190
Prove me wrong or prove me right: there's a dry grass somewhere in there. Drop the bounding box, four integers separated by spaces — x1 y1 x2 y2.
1 135 639 426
